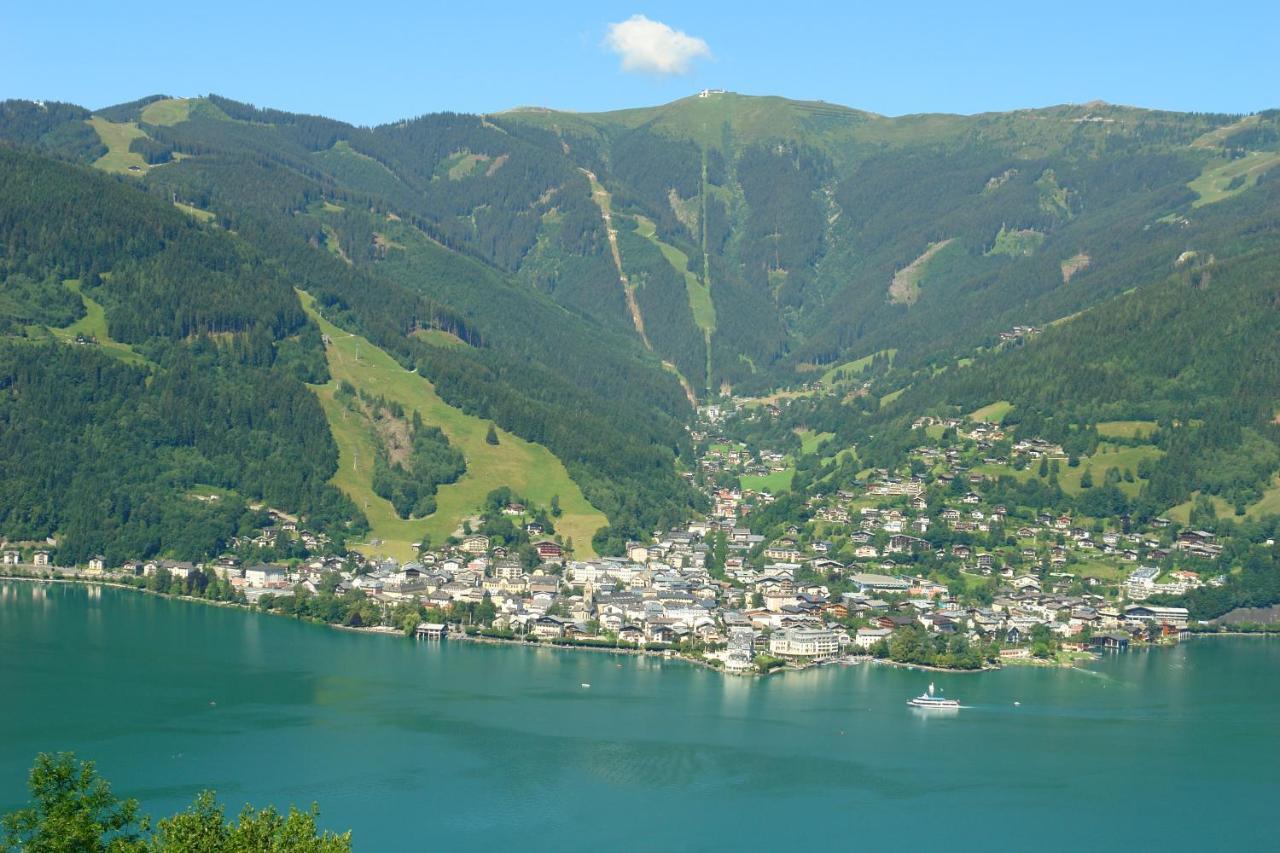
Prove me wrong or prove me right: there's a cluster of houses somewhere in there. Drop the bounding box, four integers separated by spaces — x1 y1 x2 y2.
740 476 1209 583
2 548 51 568
998 325 1043 344
665 404 1232 668
691 406 1233 594
7 511 1197 675
1124 564 1220 600
235 517 330 553
0 398 1231 678
699 444 789 484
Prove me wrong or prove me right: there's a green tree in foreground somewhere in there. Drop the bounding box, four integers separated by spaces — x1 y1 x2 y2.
485 423 499 445
1 752 144 852
150 792 349 852
2 753 351 852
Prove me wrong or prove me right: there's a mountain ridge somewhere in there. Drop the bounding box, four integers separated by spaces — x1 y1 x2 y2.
2 89 1280 560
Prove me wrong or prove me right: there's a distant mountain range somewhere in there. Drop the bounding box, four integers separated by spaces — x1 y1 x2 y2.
1 91 1278 557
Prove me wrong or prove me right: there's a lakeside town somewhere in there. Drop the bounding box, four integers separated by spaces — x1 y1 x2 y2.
4 393 1262 676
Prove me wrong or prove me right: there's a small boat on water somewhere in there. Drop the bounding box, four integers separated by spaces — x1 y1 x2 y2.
908 682 960 709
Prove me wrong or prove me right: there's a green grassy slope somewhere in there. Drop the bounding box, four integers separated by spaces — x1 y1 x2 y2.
635 214 716 332
139 98 191 126
1168 476 1280 523
968 401 1013 423
602 93 873 148
1188 151 1280 207
300 292 605 560
817 349 896 386
43 280 148 366
87 117 149 174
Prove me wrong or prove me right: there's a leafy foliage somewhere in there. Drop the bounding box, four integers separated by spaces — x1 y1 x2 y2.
367 402 467 519
2 753 351 852
2 753 144 852
0 342 360 563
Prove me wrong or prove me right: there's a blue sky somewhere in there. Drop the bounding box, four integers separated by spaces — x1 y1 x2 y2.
3 1 1278 125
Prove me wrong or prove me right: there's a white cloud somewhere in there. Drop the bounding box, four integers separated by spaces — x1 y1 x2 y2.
604 15 711 76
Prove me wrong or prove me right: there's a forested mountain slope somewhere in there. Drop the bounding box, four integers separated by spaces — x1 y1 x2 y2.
0 146 356 562
0 143 697 560
779 168 1280 524
9 93 1276 401
503 95 1280 393
2 91 1279 560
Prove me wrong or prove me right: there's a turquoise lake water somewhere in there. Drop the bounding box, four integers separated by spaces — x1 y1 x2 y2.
2 581 1277 851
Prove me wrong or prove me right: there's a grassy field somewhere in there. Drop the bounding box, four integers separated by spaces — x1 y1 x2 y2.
555 92 873 152
45 280 148 366
740 468 794 494
889 239 954 305
1059 444 1163 497
954 570 995 595
320 224 353 264
880 388 906 408
174 201 215 222
634 214 716 334
973 442 1162 498
139 98 191 126
411 328 468 349
443 152 487 180
299 292 605 561
1190 115 1261 149
972 462 1035 482
986 227 1045 257
186 483 242 502
1189 151 1280 207
1248 476 1280 518
797 429 833 455
1070 559 1126 583
818 348 897 387
969 400 1013 423
1095 420 1157 439
87 117 150 174
821 354 872 384
1168 476 1280 523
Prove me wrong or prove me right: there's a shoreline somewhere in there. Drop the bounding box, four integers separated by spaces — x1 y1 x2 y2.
870 658 998 674
451 632 739 673
2 573 1232 674
0 573 716 665
1190 630 1280 638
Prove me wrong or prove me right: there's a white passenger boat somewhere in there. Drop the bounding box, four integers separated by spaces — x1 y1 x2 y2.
907 682 960 709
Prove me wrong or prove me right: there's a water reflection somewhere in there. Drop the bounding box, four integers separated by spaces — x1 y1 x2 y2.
908 705 961 721
718 667 751 715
